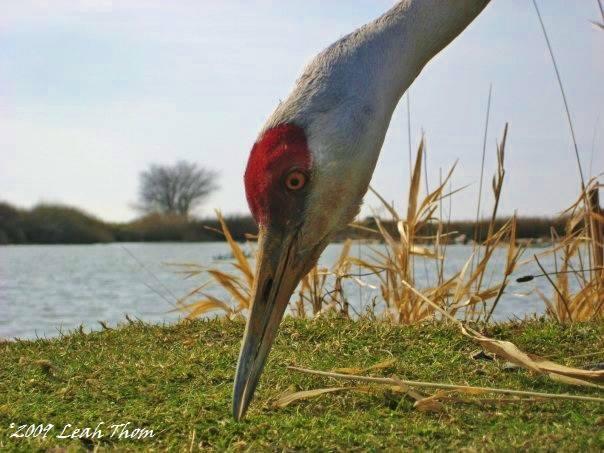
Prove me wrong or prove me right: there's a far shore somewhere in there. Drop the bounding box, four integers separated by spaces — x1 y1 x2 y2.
1 201 573 245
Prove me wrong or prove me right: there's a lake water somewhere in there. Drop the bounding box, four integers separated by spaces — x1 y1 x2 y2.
0 242 565 340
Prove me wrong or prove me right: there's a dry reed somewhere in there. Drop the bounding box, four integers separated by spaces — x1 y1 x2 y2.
174 131 602 325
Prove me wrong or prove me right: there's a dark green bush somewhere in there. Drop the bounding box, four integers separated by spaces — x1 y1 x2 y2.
0 202 26 243
20 204 114 244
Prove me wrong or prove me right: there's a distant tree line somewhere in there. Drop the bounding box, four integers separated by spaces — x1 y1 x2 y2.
0 201 255 244
0 200 571 245
0 202 113 244
138 161 219 217
1 159 585 245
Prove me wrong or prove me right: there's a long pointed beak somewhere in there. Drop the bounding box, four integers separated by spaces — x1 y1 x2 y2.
232 226 308 420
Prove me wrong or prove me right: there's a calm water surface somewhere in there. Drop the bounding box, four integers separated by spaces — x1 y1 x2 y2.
0 242 566 339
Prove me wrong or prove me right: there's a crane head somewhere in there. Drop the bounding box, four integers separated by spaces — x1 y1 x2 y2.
233 122 365 420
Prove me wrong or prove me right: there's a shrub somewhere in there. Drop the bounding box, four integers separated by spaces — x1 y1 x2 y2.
20 204 113 244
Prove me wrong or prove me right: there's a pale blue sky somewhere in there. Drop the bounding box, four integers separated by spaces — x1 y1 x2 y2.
1 1 602 222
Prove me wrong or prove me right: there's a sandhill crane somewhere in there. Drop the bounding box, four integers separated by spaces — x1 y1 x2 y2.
234 0 491 420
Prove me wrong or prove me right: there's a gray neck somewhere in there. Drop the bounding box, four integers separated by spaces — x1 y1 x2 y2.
365 0 491 112
266 0 491 137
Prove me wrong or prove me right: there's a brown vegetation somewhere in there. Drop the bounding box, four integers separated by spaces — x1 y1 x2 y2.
175 125 603 325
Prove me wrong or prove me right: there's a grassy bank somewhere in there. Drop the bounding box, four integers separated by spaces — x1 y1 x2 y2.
1 318 602 451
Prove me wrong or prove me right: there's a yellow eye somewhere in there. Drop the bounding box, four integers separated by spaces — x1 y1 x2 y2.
285 170 307 191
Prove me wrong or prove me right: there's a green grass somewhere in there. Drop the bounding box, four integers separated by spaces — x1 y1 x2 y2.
1 318 603 451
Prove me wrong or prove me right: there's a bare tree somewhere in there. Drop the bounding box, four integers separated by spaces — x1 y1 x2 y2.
138 161 218 217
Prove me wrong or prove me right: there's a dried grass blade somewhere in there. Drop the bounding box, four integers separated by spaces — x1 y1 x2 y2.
530 356 604 382
271 386 371 408
407 139 424 224
177 296 232 319
547 373 604 389
333 358 396 375
368 186 400 221
287 366 604 403
215 209 254 287
207 269 250 309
